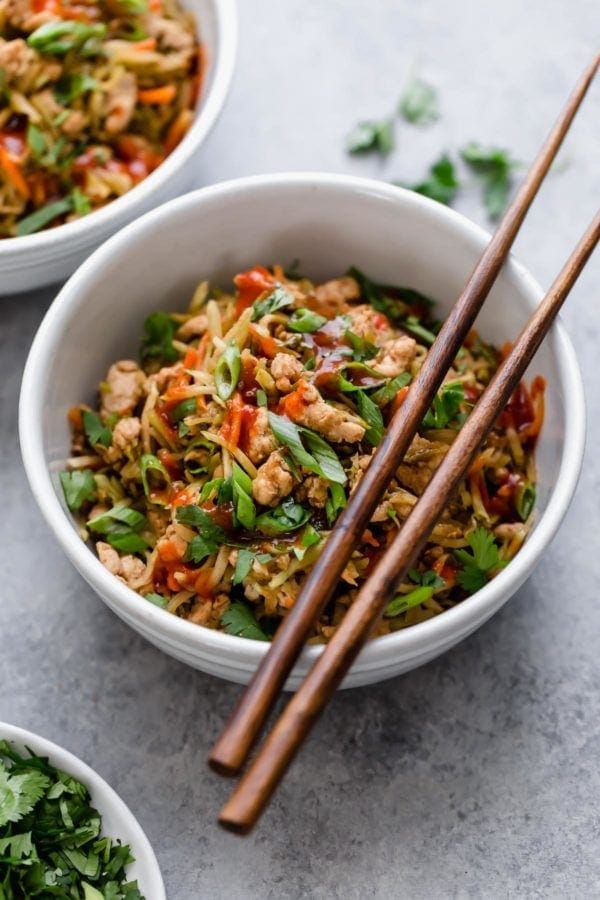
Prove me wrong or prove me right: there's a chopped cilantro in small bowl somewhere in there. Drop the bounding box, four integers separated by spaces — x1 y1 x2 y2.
0 723 164 900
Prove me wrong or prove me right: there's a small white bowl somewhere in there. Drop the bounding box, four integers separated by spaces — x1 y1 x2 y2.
19 173 586 688
0 722 165 899
0 0 237 295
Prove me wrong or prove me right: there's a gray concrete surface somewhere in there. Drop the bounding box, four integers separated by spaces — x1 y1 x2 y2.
2 1 599 897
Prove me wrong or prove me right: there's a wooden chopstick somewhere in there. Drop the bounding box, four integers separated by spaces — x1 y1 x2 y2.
220 207 600 833
209 54 600 778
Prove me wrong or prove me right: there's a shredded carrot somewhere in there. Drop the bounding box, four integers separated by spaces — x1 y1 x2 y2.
67 407 83 429
138 84 177 105
164 110 191 154
131 37 157 51
390 385 409 416
0 146 30 199
220 392 243 447
523 375 545 438
148 0 162 10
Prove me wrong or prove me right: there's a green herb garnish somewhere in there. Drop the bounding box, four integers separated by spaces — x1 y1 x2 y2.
398 77 439 126
87 502 148 554
139 453 171 500
402 154 459 205
214 342 241 401
460 142 519 220
346 119 394 156
60 469 97 512
422 381 465 429
82 410 112 448
27 20 106 55
287 308 327 333
385 585 434 617
356 390 384 446
139 312 178 364
221 601 269 641
268 413 346 484
371 371 412 406
232 548 271 585
255 497 310 536
515 483 536 521
325 482 347 525
0 741 144 898
16 197 73 236
54 72 99 104
176 505 226 564
251 286 294 321
455 527 506 592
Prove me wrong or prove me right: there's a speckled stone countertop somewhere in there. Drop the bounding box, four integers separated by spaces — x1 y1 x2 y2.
2 1 599 897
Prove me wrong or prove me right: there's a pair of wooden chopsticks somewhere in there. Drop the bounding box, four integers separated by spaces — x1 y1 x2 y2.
211 53 600 833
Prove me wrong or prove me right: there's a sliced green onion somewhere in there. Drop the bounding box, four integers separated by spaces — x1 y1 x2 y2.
71 188 91 217
384 585 434 617
16 197 73 237
356 390 384 446
145 592 168 608
325 482 346 525
26 122 46 159
170 397 197 423
27 21 106 55
515 483 536 521
215 342 241 401
287 308 327 333
139 453 171 501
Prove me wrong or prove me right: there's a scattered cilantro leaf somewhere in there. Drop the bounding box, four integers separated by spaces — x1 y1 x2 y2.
140 312 179 364
401 154 459 205
346 119 394 156
398 77 439 126
251 286 294 321
60 469 97 512
422 381 464 429
221 601 269 641
460 142 519 220
232 548 271 585
255 497 310 536
176 505 226 563
455 527 505 592
0 764 49 827
82 410 112 448
409 568 445 589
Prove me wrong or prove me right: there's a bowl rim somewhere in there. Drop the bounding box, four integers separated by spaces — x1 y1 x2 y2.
19 171 586 676
0 722 165 898
0 0 238 258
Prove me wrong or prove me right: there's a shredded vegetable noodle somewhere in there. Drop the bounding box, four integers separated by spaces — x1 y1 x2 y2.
0 0 200 237
61 265 545 642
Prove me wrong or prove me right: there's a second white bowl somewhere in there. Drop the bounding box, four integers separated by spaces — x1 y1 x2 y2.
0 0 237 294
19 173 585 687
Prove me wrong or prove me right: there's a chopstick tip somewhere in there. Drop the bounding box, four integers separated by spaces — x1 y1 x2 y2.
208 754 241 778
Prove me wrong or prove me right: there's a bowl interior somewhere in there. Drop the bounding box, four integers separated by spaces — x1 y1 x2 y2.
21 175 583 685
0 723 165 898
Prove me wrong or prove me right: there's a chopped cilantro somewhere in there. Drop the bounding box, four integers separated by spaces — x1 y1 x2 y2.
346 118 394 156
139 312 179 364
455 527 506 592
460 142 519 220
251 286 294 321
0 740 144 898
255 497 310 536
422 381 465 429
82 409 112 448
176 505 226 564
60 469 97 511
398 77 439 126
401 154 459 205
221 601 269 641
232 548 271 585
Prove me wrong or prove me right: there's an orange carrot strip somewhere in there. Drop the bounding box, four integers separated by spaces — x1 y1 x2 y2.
131 37 157 51
138 84 177 105
164 110 191 154
0 146 30 199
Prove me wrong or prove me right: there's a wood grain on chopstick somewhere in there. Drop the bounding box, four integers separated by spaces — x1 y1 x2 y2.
209 54 600 778
219 208 600 833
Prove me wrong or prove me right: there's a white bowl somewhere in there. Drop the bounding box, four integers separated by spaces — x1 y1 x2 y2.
0 722 165 898
19 173 585 689
0 0 237 295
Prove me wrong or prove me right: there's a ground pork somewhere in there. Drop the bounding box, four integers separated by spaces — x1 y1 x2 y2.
270 352 303 392
287 381 365 443
96 541 150 590
246 406 277 464
177 314 208 340
5 0 53 30
252 451 294 507
369 335 417 377
143 13 194 52
104 70 137 134
310 276 360 316
101 360 145 416
345 304 394 341
396 435 449 495
295 474 329 509
0 38 36 79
